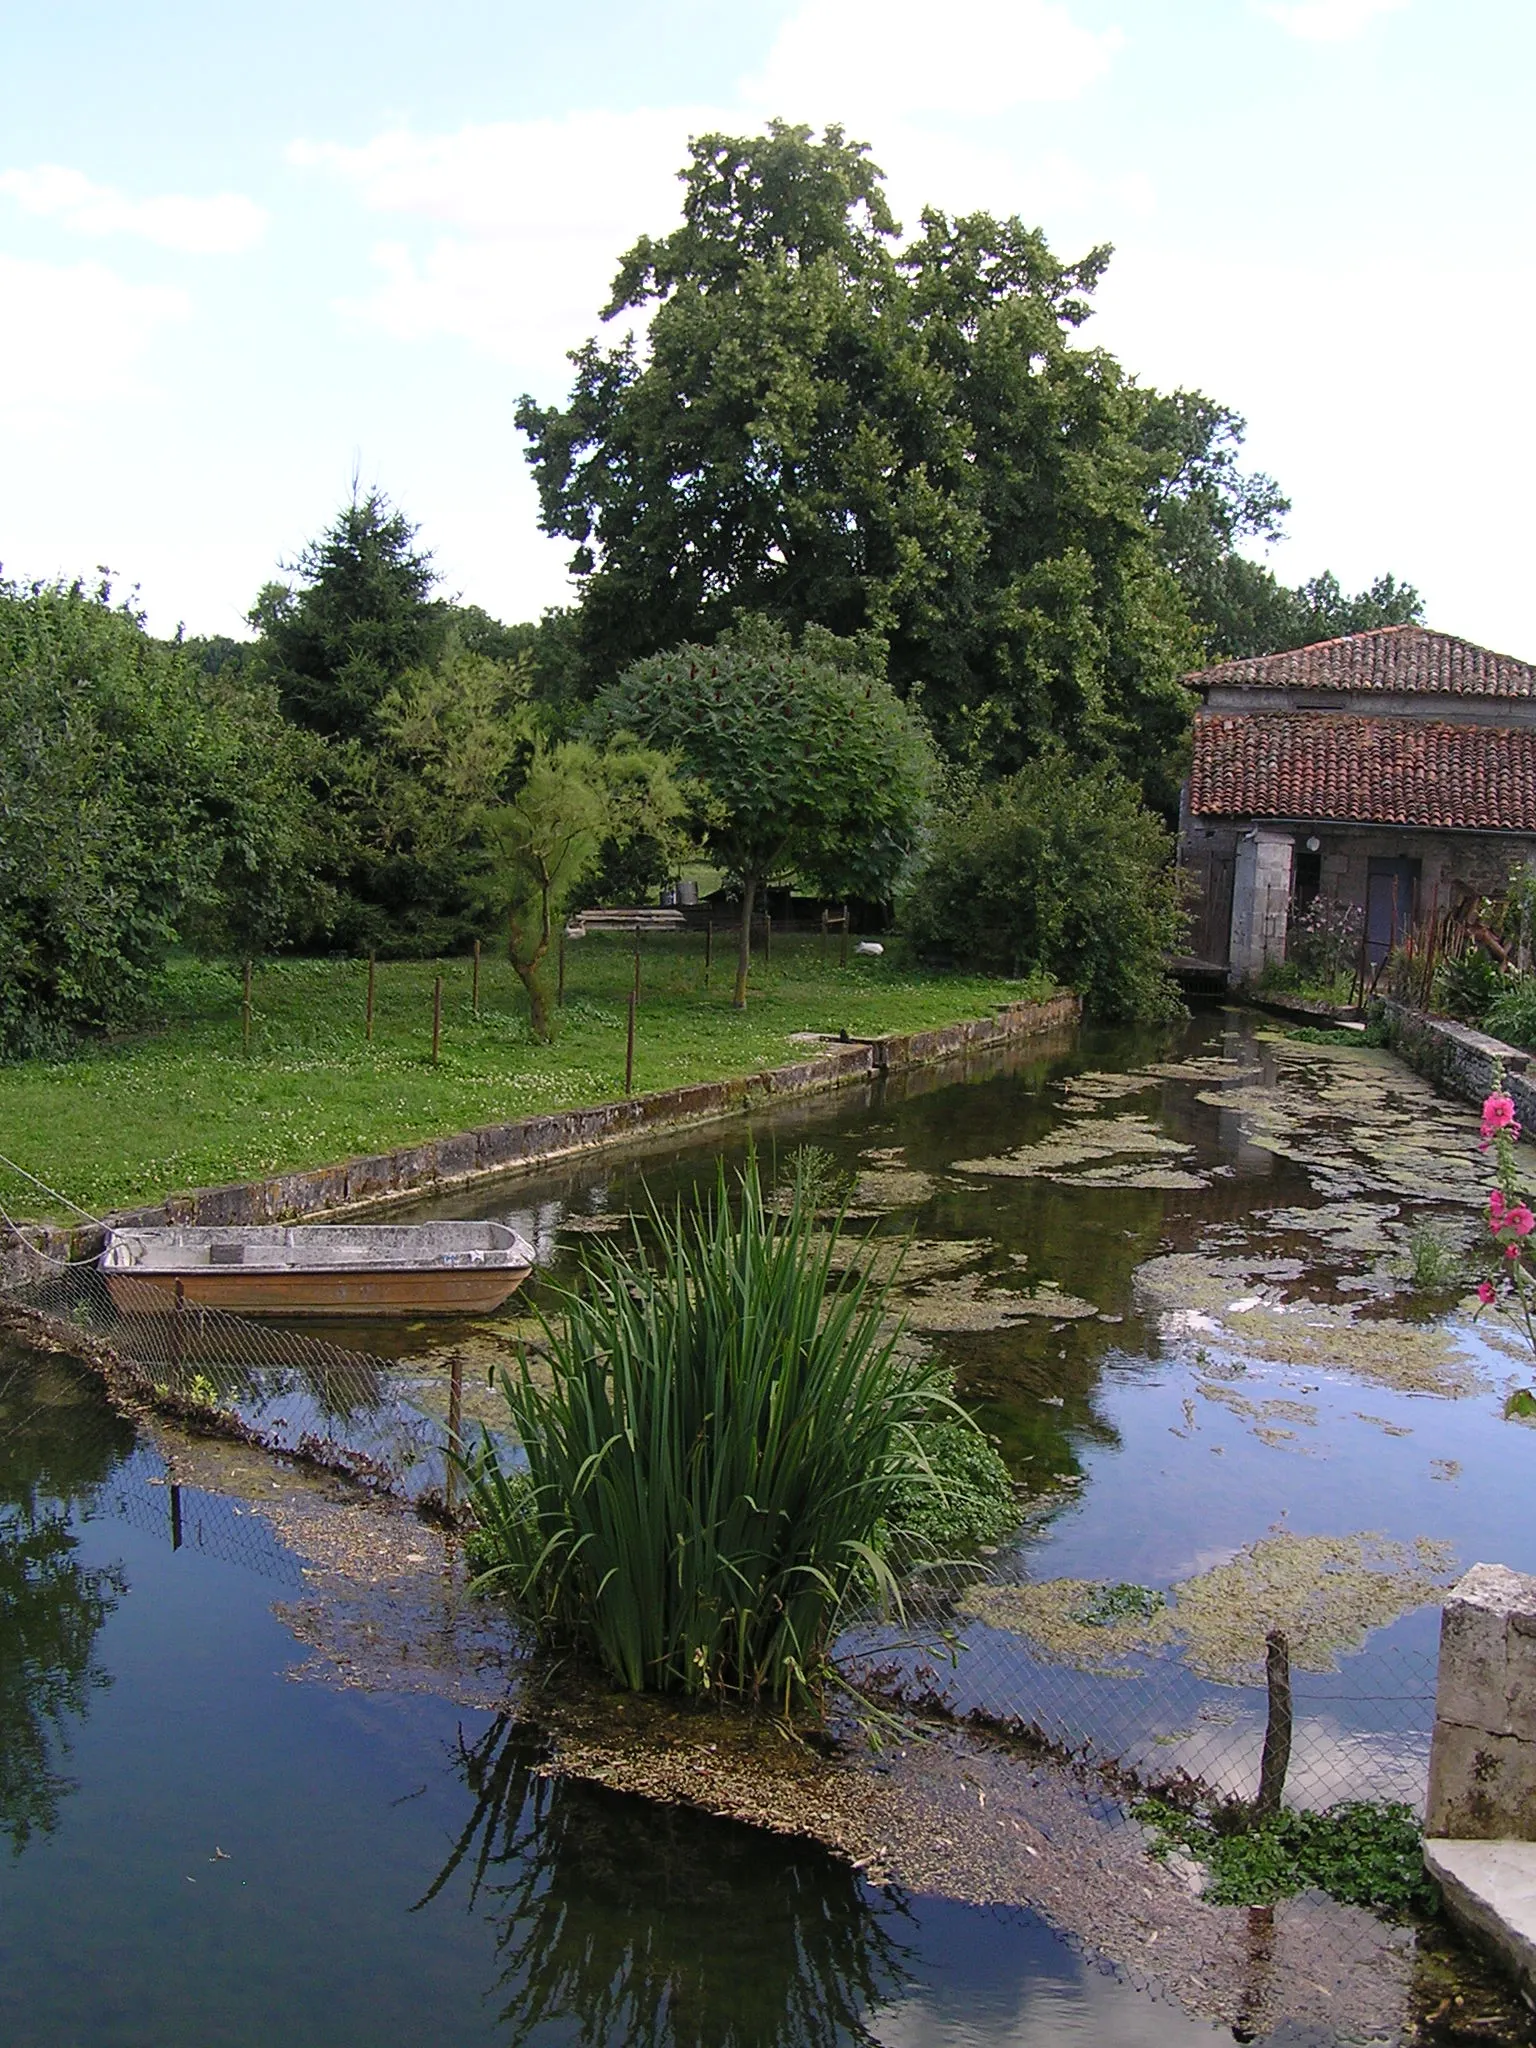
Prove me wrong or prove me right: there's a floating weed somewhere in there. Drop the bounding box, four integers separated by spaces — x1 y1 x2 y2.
849 1167 938 1211
900 1273 1097 1332
953 1115 1194 1180
1136 1251 1485 1397
963 1530 1455 1682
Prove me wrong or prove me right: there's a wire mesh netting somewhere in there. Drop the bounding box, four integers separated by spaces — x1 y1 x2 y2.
5 1254 1446 1838
840 1565 1440 1821
4 1258 472 1503
97 1439 310 1588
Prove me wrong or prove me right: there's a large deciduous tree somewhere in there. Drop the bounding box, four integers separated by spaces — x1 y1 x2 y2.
518 123 1425 805
516 122 1200 810
593 618 935 1009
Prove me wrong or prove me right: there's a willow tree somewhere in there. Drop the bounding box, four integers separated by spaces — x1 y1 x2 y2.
594 618 934 1009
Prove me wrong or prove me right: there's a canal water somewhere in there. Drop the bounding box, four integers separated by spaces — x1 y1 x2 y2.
4 1002 1532 2041
0 1343 1226 2044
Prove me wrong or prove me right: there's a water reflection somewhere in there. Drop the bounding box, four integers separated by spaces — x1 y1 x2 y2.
420 1714 915 2047
0 1346 132 1851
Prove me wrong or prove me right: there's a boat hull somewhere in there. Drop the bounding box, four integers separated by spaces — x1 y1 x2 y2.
103 1264 529 1317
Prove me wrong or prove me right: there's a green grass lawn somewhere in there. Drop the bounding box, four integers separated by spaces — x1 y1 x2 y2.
0 937 1055 1221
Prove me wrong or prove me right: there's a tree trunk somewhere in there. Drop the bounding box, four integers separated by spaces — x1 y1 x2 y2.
734 872 757 1011
508 902 552 1041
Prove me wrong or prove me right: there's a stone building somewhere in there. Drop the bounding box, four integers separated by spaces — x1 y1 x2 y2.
1179 625 1536 980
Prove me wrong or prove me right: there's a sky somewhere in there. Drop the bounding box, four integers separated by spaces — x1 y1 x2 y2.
1 0 1532 654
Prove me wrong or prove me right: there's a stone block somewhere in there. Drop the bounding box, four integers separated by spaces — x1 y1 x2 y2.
433 1131 479 1183
1430 1565 1536 1838
1428 1724 1536 1839
1424 1838 1536 2003
345 1153 397 1204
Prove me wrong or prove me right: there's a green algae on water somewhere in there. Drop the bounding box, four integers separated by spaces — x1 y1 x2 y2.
900 1273 1098 1333
963 1531 1456 1683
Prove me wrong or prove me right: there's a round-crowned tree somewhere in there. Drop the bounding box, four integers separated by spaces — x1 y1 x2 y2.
901 755 1186 1022
594 618 936 1007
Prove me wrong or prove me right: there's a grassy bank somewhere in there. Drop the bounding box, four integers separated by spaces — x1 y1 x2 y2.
0 937 1056 1221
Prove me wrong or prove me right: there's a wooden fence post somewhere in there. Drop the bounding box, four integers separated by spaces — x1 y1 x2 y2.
431 975 443 1067
1255 1628 1292 1819
472 939 481 1018
366 953 376 1043
625 988 637 1096
242 958 253 1053
840 907 849 970
704 920 712 990
558 928 566 1008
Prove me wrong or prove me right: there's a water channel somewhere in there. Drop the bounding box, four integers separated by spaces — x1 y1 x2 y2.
3 1003 1533 2041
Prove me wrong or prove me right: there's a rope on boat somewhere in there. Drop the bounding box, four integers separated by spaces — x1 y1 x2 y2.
0 1152 108 1269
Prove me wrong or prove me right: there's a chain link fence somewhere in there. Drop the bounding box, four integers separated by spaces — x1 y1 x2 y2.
3 1258 479 1505
98 1439 310 1587
841 1563 1439 1819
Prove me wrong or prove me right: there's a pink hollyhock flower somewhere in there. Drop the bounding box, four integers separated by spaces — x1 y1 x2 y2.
1482 1093 1522 1146
1491 1189 1508 1228
1503 1205 1536 1238
1508 1243 1523 1261
1479 1280 1498 1304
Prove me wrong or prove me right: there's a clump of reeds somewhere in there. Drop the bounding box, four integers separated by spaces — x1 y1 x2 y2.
463 1158 966 1709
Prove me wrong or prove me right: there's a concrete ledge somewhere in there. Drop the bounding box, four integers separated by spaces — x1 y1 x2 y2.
0 992 1080 1285
1372 998 1536 1130
1424 1838 1536 2003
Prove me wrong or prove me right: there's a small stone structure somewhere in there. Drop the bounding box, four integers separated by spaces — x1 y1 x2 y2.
1425 1564 1536 2001
1428 1564 1536 1839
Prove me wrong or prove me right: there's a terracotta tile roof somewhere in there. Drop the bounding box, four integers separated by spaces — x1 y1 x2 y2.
1187 625 1536 700
1189 712 1536 831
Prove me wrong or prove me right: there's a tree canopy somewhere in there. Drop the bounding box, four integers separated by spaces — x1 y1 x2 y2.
519 122 1422 812
594 617 935 1006
253 489 439 738
0 579 320 1056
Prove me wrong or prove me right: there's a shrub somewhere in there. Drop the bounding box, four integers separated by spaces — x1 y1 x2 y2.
1138 1796 1435 1916
899 755 1185 1022
1285 893 1363 993
463 1160 971 1709
1435 947 1506 1024
0 579 320 1056
1484 975 1536 1052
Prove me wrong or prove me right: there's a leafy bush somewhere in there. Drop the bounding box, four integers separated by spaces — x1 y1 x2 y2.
1285 893 1362 991
1435 947 1506 1024
463 1159 969 1709
1138 1797 1435 1915
0 579 319 1057
890 1421 1016 1555
899 755 1185 1022
1484 976 1536 1052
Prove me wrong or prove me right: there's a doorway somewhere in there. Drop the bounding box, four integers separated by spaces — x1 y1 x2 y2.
1366 857 1418 964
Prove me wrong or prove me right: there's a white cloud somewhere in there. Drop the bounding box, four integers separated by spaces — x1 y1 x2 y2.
742 0 1123 121
0 252 188 429
0 164 268 254
1257 0 1407 42
290 109 727 369
292 102 1146 370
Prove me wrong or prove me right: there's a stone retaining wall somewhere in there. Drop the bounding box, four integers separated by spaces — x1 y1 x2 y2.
1 992 1079 1284
1371 997 1536 1130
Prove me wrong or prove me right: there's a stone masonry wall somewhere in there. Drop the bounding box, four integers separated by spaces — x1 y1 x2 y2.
1371 998 1536 1132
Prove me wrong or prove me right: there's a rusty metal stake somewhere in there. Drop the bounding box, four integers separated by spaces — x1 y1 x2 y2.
625 988 636 1096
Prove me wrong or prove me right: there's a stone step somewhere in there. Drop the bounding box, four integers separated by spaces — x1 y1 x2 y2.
1423 1837 1536 2002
